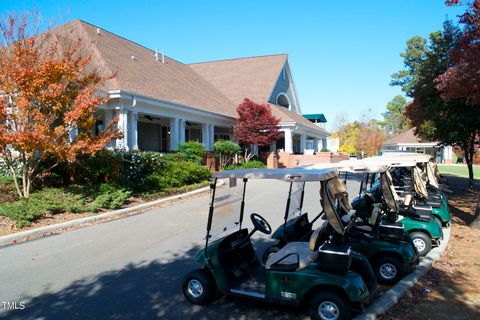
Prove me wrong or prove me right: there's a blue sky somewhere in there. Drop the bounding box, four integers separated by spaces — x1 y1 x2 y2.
0 0 467 130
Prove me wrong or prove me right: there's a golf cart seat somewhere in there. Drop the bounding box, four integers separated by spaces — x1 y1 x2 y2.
354 203 382 232
265 227 324 271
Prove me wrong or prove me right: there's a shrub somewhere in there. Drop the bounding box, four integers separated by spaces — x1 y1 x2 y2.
91 184 131 209
146 161 211 190
120 152 150 190
225 160 266 170
28 188 87 214
320 148 330 152
178 141 206 164
159 152 186 163
214 140 241 169
0 200 41 228
138 151 165 172
77 150 123 185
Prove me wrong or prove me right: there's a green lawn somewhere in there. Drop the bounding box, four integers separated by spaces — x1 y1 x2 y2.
438 164 480 179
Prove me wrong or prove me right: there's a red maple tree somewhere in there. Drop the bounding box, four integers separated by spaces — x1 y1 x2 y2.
234 98 280 161
437 0 480 105
0 13 121 197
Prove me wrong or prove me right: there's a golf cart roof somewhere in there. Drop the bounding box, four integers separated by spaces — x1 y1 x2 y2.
336 160 389 173
214 168 338 182
305 160 388 173
380 153 432 163
362 156 417 168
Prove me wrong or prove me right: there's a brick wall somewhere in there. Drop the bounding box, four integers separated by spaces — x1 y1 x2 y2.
267 152 348 168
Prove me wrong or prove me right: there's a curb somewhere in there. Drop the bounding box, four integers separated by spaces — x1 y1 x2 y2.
0 181 222 247
354 226 451 320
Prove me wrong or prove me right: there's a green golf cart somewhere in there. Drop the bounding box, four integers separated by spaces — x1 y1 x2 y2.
355 158 444 256
182 168 372 320
379 153 451 227
265 161 419 284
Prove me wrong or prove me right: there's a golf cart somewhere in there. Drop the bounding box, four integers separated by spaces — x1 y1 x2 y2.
379 153 451 227
266 161 419 284
359 158 444 256
182 168 371 320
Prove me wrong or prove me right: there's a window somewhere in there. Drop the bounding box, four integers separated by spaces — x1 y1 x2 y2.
276 93 290 109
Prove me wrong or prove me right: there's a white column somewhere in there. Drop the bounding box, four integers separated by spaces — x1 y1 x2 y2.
443 146 453 163
178 118 186 145
300 133 307 154
130 111 138 150
313 138 319 152
169 117 178 151
202 123 211 151
283 129 293 153
208 124 215 150
116 108 129 150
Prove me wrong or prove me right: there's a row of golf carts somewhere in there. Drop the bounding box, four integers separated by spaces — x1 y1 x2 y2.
182 152 451 320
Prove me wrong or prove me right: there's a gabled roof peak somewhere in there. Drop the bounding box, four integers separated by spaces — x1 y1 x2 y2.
188 53 287 65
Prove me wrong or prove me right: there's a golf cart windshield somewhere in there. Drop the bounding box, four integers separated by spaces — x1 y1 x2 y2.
207 168 338 243
208 179 244 241
287 181 306 220
334 160 388 196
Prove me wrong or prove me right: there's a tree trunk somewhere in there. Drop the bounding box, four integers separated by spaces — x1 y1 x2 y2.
462 139 475 190
8 163 22 198
467 161 474 189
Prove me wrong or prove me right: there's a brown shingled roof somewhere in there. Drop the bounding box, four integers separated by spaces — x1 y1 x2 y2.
190 56 327 134
189 55 287 106
50 20 326 135
383 128 438 145
62 20 236 117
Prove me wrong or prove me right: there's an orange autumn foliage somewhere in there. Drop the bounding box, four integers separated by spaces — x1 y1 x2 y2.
0 13 121 197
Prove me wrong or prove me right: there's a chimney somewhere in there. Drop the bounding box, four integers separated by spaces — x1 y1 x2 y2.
161 50 165 63
155 48 159 61
96 28 100 35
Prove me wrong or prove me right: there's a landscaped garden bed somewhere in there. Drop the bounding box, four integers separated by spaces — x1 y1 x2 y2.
0 142 212 235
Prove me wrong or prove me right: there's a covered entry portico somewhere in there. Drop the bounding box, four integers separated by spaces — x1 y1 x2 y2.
100 91 233 152
276 124 328 155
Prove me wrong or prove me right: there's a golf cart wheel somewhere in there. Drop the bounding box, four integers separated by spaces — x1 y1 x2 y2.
182 268 217 305
262 245 280 264
308 291 351 320
373 256 403 285
410 232 432 257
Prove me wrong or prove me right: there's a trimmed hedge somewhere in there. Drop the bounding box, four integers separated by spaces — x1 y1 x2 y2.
146 161 211 191
225 160 266 170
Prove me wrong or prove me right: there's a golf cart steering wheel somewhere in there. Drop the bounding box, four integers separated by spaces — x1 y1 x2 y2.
250 213 272 235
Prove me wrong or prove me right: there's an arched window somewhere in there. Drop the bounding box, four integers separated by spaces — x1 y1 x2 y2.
276 93 290 109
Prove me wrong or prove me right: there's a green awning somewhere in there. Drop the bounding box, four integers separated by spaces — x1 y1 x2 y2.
303 113 327 122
